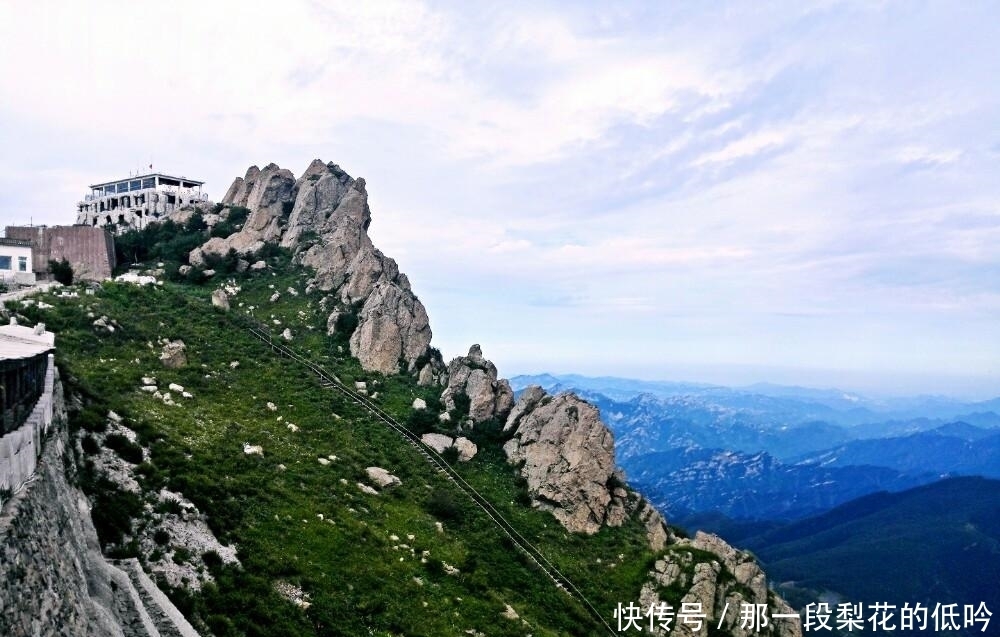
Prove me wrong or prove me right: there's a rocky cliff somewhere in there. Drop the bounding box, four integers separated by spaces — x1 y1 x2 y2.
179 158 799 634
0 374 198 637
502 386 800 637
191 160 433 375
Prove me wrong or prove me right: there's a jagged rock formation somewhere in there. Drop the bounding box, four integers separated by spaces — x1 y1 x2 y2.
503 390 628 534
191 160 433 375
440 345 514 424
639 532 802 637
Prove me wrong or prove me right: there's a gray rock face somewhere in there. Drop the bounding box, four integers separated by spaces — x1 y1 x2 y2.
503 384 546 432
349 280 432 374
159 340 187 369
211 289 230 311
440 345 514 424
638 532 802 637
190 163 296 266
195 160 434 375
222 165 261 207
503 392 627 534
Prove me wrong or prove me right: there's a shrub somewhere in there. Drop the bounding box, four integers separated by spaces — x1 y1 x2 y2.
405 408 439 435
426 489 463 521
104 433 144 464
49 258 74 285
153 528 171 545
81 435 100 455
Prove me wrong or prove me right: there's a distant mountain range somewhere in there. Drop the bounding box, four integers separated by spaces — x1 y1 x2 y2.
743 476 1000 636
510 377 1000 635
510 373 1000 523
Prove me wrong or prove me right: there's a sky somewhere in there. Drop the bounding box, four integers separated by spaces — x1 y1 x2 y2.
1 1 999 398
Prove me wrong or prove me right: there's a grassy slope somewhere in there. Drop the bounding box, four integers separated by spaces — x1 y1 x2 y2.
18 261 662 637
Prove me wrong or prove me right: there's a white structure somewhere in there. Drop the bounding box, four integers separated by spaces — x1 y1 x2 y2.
0 238 34 286
76 173 208 229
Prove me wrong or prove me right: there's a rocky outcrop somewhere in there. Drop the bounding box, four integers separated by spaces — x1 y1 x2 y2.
441 345 514 424
190 164 296 266
349 280 431 375
193 160 434 375
639 532 802 637
0 377 198 637
503 391 627 534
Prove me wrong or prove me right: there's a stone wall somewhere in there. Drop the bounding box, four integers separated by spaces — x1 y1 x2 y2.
0 374 201 636
5 226 116 282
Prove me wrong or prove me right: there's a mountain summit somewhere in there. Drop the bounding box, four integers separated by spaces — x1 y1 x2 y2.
192 160 433 375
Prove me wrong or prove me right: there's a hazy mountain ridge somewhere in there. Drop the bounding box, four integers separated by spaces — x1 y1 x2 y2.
511 373 1000 524
741 476 1000 636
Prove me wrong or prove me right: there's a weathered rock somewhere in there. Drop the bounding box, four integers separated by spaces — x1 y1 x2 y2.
637 531 802 637
159 340 187 369
417 364 434 386
365 466 401 489
200 160 435 375
412 398 427 410
349 281 431 374
453 437 478 462
211 289 230 311
421 433 454 454
250 260 267 271
503 385 546 432
191 163 295 265
503 392 626 535
222 165 260 207
440 345 514 424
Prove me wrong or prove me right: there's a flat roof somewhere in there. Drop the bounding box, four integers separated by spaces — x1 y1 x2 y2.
0 335 53 361
89 173 204 189
0 238 32 248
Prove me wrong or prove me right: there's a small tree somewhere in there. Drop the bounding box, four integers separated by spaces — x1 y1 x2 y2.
49 258 73 285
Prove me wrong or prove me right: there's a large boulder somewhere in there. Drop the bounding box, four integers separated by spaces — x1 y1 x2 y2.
348 281 432 374
440 345 514 424
211 289 230 311
503 392 627 535
159 340 188 369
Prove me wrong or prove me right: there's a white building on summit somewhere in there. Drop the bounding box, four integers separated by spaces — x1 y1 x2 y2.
76 173 209 229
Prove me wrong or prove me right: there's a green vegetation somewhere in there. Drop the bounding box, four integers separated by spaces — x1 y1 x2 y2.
12 242 666 636
744 477 1000 618
48 258 74 285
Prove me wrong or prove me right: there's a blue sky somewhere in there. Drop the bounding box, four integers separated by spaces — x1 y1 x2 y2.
2 1 998 398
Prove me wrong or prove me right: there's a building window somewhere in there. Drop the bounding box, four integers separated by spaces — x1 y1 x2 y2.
142 177 155 189
0 256 10 270
18 256 27 272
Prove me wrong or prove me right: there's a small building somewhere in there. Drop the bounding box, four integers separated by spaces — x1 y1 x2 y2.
5 226 116 282
0 238 34 287
76 173 208 229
